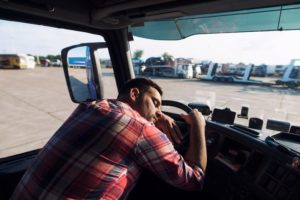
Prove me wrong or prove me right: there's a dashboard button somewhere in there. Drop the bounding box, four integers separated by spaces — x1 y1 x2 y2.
274 166 285 180
266 179 277 193
290 194 300 200
283 173 297 187
258 174 269 187
276 187 289 200
266 162 278 174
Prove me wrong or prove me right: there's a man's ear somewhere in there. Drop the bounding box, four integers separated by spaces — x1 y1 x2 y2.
129 88 140 102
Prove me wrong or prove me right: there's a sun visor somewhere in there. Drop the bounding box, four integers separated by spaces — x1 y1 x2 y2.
129 4 300 40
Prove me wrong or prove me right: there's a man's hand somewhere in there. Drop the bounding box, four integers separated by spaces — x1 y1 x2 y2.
180 109 206 127
155 112 183 144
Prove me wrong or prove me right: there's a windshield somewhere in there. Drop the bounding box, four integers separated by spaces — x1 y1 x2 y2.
1 11 300 159
129 31 300 135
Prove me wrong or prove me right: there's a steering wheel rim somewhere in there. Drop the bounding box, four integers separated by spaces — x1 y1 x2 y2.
162 100 192 113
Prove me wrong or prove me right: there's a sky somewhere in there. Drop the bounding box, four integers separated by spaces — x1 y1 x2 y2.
1 19 300 65
0 20 103 56
131 31 300 65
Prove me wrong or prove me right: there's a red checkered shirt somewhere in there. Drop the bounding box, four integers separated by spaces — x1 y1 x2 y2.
11 99 204 200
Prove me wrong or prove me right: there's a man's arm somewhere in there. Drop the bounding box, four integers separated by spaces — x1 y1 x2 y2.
134 120 206 191
155 110 207 170
181 109 207 171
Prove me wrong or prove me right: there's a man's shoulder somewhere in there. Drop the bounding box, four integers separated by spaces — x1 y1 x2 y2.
92 99 150 125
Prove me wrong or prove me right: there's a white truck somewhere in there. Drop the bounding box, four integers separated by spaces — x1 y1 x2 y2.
143 64 197 79
276 59 300 88
200 62 264 85
251 64 276 77
175 64 194 78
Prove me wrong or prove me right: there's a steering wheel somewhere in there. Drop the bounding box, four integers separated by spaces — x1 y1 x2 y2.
162 100 192 154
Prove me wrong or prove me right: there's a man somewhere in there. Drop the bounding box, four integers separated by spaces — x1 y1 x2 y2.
11 78 207 200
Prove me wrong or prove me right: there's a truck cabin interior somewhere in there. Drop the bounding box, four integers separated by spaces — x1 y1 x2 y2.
1 0 300 200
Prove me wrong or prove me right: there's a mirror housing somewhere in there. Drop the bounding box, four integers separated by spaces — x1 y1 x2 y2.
61 43 107 103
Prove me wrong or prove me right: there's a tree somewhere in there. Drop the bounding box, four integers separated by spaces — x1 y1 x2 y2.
46 55 55 61
54 55 61 60
162 52 174 66
46 54 61 61
162 52 173 62
133 50 143 59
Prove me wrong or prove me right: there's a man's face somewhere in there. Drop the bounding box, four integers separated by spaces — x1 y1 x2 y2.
135 87 162 123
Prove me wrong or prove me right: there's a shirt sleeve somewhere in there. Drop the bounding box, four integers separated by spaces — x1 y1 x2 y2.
134 124 205 191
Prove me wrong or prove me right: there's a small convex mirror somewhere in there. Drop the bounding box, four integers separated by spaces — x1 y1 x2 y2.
67 46 97 102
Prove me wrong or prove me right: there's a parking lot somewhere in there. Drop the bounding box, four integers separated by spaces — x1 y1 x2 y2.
1 67 300 158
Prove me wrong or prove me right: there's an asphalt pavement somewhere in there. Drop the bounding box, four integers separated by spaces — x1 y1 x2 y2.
1 67 299 158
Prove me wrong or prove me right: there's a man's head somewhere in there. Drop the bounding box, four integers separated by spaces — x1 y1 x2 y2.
118 78 163 123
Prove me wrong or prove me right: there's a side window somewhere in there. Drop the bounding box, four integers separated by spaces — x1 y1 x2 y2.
0 20 117 158
97 49 118 99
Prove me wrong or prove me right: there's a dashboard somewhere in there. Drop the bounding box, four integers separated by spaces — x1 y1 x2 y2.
127 117 300 200
203 121 300 200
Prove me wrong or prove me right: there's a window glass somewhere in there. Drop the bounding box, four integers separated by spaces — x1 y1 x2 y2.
0 20 117 158
130 31 300 135
96 49 118 99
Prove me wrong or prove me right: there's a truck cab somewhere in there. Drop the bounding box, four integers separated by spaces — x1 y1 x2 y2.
1 1 300 200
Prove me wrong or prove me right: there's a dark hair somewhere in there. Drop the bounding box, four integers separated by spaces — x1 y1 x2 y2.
117 77 163 98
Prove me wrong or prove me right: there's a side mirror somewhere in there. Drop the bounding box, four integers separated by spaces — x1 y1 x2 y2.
61 43 107 103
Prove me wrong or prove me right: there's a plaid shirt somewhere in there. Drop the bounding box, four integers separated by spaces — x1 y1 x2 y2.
11 100 204 200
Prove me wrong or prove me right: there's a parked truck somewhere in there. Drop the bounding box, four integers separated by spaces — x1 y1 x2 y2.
251 64 276 77
276 59 300 88
0 54 35 69
200 62 265 85
142 64 198 79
